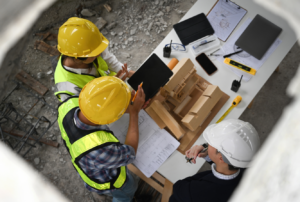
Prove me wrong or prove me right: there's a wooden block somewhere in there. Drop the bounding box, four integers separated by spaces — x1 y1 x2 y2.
145 106 166 129
4 129 59 147
15 70 48 95
164 58 194 92
151 100 185 140
161 179 173 202
174 96 191 114
34 40 60 56
127 164 164 194
103 4 112 12
182 111 211 131
35 32 57 41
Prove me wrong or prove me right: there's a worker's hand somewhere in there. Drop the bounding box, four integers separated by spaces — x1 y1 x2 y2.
185 145 207 164
128 85 145 114
128 70 135 78
142 99 151 109
115 63 129 81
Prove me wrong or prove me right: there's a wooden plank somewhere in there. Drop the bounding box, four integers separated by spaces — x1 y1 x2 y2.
248 99 254 109
151 100 185 140
4 129 59 148
128 164 164 194
34 40 60 56
161 179 173 202
15 70 48 95
103 4 112 12
152 172 166 185
145 106 166 129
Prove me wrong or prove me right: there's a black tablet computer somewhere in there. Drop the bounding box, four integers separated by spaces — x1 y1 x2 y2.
128 54 173 101
173 13 214 46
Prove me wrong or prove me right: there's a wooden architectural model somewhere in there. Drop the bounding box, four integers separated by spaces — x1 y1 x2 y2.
146 58 227 153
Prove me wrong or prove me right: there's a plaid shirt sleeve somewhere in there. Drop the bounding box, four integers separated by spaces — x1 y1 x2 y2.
89 144 136 170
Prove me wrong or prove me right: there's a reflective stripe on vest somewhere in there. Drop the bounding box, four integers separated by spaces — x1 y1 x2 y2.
54 55 116 101
57 96 126 190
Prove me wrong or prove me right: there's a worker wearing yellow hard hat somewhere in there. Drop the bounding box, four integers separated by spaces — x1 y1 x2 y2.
57 76 146 201
54 17 135 102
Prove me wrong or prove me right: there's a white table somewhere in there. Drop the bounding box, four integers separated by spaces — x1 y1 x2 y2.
152 0 297 184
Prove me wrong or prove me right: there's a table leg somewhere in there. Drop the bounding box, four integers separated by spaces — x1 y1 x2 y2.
161 179 173 202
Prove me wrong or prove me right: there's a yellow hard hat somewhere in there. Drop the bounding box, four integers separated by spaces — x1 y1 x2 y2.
79 77 131 125
57 17 109 58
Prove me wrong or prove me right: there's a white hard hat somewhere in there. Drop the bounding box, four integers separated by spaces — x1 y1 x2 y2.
203 119 260 168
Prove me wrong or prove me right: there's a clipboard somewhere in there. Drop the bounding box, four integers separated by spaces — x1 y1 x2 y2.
207 0 247 42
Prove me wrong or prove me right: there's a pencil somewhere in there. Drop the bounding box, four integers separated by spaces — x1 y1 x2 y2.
131 82 143 105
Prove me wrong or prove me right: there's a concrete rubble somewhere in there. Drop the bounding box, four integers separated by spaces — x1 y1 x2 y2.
94 17 107 30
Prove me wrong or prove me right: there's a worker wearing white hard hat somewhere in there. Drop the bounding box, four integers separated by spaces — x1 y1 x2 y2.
169 119 260 202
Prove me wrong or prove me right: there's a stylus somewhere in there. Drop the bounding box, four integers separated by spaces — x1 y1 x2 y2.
223 50 243 58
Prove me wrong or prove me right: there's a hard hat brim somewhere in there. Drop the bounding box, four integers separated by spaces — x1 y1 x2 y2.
89 35 109 57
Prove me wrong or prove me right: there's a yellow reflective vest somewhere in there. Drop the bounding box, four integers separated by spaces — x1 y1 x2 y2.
57 96 127 190
54 55 117 101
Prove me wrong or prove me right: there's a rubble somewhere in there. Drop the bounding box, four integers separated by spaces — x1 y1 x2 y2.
95 17 107 30
46 70 53 75
81 9 95 17
130 28 137 35
166 6 171 13
118 32 124 36
110 31 116 36
148 22 153 31
37 72 43 79
106 22 117 30
34 157 40 165
103 4 112 12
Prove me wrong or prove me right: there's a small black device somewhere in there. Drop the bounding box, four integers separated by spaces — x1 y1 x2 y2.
163 40 172 58
128 54 173 101
195 53 218 75
231 75 243 92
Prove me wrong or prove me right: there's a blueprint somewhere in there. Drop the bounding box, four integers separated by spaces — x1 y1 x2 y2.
109 110 180 177
207 0 247 41
216 18 281 81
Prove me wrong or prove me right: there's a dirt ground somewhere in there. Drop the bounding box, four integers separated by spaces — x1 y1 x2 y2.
0 0 196 201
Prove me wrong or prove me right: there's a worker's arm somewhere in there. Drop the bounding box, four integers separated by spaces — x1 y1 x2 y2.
124 85 145 153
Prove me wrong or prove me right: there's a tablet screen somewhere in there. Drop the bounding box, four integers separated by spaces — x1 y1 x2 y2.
128 54 173 101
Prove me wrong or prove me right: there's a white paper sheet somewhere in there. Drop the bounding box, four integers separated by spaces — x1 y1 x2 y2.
216 18 281 81
207 0 247 41
109 110 180 178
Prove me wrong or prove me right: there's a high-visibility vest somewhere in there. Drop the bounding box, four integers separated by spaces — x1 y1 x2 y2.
57 96 127 190
54 55 116 101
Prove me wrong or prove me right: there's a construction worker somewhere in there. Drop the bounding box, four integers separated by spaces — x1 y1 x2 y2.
54 17 134 102
57 76 145 201
169 119 260 202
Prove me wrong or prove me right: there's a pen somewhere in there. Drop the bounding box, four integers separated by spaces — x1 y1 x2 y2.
223 50 243 58
131 82 143 105
193 40 215 49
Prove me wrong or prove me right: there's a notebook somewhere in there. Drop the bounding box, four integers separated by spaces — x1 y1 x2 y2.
173 13 214 46
235 14 282 60
128 54 173 101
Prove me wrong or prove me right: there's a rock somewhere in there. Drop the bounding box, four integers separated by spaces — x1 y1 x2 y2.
81 9 95 17
101 29 108 35
121 53 131 58
95 17 107 30
157 11 164 17
128 37 134 42
122 45 126 49
34 158 40 165
18 97 22 101
111 31 116 36
37 72 43 79
148 22 153 31
46 70 52 75
52 136 57 141
145 31 150 35
51 87 55 91
130 28 137 35
59 158 64 162
106 22 117 30
142 19 148 25
166 6 171 13
118 32 124 36
155 0 159 5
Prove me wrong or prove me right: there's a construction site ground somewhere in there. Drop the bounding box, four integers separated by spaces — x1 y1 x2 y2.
1 0 299 201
